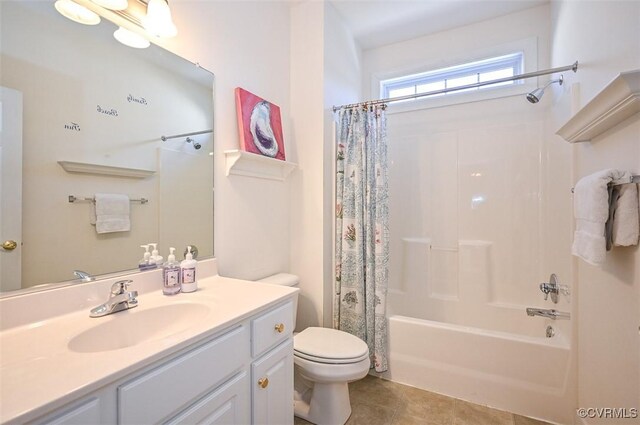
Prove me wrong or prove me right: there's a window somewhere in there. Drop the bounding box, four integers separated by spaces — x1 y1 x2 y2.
380 53 524 103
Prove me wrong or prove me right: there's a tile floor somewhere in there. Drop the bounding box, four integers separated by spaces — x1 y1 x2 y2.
294 375 551 425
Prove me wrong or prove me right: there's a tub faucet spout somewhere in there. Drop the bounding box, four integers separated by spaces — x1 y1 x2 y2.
526 308 570 320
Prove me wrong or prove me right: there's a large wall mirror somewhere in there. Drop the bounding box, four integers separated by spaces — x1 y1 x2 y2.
0 1 214 295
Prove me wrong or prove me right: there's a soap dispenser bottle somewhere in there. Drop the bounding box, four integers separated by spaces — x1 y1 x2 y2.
138 244 156 270
149 243 163 267
162 247 181 295
180 246 197 293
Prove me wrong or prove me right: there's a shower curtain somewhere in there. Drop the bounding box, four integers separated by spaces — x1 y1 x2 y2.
334 105 389 372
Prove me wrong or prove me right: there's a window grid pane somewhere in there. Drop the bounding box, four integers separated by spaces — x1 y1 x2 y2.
381 52 523 102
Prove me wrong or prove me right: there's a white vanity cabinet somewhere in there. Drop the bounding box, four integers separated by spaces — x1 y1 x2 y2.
28 300 295 425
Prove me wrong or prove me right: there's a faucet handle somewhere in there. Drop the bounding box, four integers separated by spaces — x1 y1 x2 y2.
539 282 551 300
111 279 133 295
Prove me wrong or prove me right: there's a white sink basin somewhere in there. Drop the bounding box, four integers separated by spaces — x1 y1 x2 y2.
68 303 210 353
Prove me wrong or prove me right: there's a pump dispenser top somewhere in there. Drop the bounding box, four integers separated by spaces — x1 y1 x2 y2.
149 243 163 266
139 244 156 270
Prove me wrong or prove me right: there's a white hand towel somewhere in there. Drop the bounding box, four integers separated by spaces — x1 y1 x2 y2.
94 193 130 234
571 169 631 265
612 183 639 246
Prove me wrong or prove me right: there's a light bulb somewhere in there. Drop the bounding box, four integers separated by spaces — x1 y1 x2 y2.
143 0 177 38
114 27 151 49
54 0 101 25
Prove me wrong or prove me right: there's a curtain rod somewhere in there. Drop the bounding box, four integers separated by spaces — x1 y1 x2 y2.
332 61 579 112
161 129 213 141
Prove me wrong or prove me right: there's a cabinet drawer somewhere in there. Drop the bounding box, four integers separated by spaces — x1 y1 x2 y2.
118 325 249 424
251 302 293 357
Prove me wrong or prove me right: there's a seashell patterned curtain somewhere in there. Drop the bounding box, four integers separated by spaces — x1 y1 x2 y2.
334 104 389 372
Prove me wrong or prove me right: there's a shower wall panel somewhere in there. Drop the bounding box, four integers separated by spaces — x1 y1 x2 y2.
387 97 549 335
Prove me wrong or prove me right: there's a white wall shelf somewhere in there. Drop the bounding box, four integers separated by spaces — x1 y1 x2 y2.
556 69 640 143
224 150 296 181
58 161 155 178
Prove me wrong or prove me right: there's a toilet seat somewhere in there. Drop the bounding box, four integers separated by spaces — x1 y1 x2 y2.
294 349 369 365
294 327 369 365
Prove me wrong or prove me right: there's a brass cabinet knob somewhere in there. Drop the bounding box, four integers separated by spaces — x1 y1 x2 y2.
258 377 269 389
274 323 285 333
1 240 17 251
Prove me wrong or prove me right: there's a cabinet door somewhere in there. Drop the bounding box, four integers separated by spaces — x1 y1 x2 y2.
251 339 293 425
165 372 250 425
118 325 248 424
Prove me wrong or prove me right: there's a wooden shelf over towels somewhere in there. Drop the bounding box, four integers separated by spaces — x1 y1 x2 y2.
58 161 155 178
224 150 296 181
557 69 640 143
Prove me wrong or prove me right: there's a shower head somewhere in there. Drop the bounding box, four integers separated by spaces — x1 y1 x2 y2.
186 137 202 150
526 74 564 104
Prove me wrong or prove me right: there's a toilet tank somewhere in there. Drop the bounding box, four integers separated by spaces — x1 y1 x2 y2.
257 273 299 330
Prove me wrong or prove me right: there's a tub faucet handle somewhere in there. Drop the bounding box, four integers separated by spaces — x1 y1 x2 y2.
539 273 569 304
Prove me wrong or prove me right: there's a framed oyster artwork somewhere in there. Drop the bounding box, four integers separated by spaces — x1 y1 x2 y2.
235 87 286 161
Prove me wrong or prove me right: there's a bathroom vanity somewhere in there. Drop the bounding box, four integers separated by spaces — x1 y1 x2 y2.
0 259 298 425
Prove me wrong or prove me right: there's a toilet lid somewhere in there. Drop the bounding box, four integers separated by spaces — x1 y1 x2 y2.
294 327 369 362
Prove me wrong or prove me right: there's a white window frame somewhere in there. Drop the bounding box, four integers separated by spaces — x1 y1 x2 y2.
380 52 523 100
372 37 539 113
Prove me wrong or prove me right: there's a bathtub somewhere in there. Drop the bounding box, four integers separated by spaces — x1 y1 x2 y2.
379 315 574 424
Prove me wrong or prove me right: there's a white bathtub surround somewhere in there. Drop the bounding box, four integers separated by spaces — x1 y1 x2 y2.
612 183 640 246
334 105 390 372
571 169 632 265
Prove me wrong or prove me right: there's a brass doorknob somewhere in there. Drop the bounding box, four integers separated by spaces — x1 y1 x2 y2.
274 323 285 333
1 240 17 251
258 377 269 389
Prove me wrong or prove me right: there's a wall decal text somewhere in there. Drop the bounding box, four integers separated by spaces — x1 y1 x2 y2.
64 122 81 131
97 105 118 117
127 94 148 105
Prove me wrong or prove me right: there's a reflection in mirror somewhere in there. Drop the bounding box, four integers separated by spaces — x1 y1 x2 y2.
0 1 214 295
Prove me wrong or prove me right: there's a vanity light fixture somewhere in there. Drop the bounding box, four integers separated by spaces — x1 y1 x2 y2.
113 26 150 49
54 0 101 25
143 0 177 38
91 0 128 10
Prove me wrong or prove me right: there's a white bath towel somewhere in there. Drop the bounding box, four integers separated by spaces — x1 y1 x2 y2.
612 183 639 246
571 169 631 265
94 193 130 234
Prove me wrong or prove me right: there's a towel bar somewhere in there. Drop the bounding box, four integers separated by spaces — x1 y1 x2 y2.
571 174 639 193
68 195 148 204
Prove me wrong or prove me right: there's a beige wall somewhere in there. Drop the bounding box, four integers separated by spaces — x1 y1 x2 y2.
550 1 640 423
162 1 293 281
288 1 362 331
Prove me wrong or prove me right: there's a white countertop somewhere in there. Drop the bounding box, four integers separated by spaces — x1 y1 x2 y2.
0 272 297 424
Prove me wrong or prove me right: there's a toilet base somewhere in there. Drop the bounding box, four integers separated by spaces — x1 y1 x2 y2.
294 381 352 425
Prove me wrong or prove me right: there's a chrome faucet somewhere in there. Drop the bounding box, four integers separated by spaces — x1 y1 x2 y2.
526 308 570 320
73 270 95 282
539 273 570 304
90 280 138 318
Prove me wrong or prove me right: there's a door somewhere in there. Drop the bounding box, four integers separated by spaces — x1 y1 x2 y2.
252 339 294 425
0 87 23 291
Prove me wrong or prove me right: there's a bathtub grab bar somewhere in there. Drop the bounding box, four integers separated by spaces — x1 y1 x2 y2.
526 308 570 320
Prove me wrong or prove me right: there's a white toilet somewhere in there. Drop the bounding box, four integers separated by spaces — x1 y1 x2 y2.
258 273 370 425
